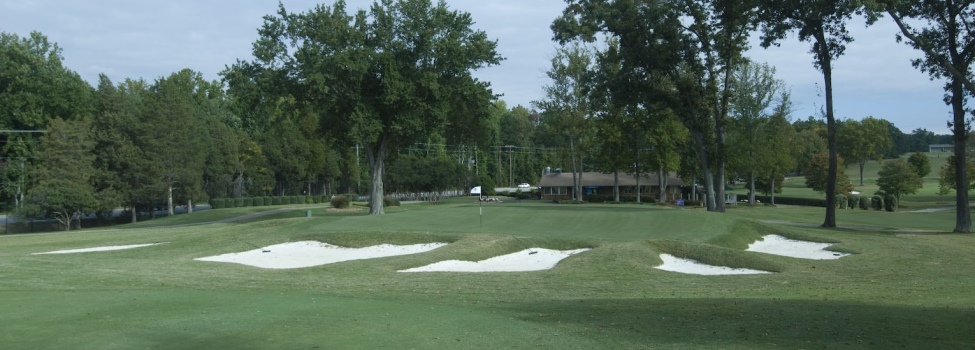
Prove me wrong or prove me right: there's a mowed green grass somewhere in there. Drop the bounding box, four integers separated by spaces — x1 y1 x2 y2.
736 152 958 209
2 200 975 349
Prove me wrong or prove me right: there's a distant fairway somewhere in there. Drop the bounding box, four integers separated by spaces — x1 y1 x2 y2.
2 199 974 349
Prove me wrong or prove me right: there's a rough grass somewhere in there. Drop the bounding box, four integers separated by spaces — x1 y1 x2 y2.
2 200 974 349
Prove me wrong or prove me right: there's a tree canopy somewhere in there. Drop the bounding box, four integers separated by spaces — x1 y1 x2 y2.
224 0 501 214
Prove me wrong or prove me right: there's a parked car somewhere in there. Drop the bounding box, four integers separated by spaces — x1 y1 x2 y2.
517 183 531 189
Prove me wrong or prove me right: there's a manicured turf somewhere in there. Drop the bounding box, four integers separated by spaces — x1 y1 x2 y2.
2 199 974 349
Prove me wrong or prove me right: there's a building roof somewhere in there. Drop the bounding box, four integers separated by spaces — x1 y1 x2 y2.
538 171 684 188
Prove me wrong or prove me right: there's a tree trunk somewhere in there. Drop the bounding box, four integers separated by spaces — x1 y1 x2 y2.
770 174 776 205
130 202 137 223
859 159 866 186
635 156 642 204
187 199 193 214
749 171 756 205
715 126 727 212
951 78 973 232
613 171 620 202
167 185 175 216
570 138 578 201
365 139 389 215
691 130 716 211
658 167 667 203
815 29 838 228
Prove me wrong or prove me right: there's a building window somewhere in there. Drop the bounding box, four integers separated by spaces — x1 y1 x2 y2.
544 187 566 195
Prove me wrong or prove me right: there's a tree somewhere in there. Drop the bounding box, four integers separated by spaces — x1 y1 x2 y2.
226 0 501 214
879 0 975 232
938 153 975 195
552 0 753 211
727 61 787 205
146 69 209 216
758 0 865 227
907 151 931 178
535 43 595 201
758 93 798 204
877 158 923 202
19 118 97 230
0 31 94 207
805 152 854 195
837 117 892 186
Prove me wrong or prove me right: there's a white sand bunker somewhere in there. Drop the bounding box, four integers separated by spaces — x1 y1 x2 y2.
195 241 447 269
33 243 166 255
399 248 591 272
747 235 850 260
654 254 772 275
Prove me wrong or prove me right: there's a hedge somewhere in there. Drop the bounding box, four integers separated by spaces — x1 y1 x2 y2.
331 195 350 209
871 195 884 211
753 196 828 207
859 196 870 210
885 195 898 212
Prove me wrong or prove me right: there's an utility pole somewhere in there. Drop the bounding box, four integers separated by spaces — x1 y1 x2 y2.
507 145 513 186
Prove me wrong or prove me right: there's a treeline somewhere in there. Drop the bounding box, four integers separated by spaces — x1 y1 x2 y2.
2 0 966 231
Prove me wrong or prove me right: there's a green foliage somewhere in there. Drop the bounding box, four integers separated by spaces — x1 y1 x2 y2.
885 195 898 212
859 196 870 210
837 117 894 185
226 0 501 215
209 198 225 209
907 152 931 178
936 154 975 195
19 118 98 230
252 197 265 206
876 159 923 201
754 196 827 207
330 195 350 209
804 153 854 194
383 197 401 207
871 195 884 211
836 194 847 209
233 198 244 208
848 196 859 209
243 197 255 207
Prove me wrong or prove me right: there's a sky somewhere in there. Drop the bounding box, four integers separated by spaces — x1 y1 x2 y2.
0 0 954 134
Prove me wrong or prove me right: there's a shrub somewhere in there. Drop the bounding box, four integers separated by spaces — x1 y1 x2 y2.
754 196 828 207
233 198 244 208
243 197 255 207
859 196 870 210
330 195 350 209
253 197 265 206
837 194 847 209
848 196 858 209
871 195 884 211
210 198 225 209
383 197 401 207
270 196 281 206
885 195 898 212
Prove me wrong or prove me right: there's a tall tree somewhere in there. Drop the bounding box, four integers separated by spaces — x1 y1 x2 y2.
225 0 501 214
836 117 892 186
727 61 786 205
0 31 94 207
535 43 595 201
146 69 209 216
758 0 864 227
20 118 97 230
879 0 975 232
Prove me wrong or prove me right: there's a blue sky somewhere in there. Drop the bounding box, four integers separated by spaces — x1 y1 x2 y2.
0 0 953 134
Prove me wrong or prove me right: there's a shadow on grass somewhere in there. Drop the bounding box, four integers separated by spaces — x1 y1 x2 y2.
504 297 975 349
